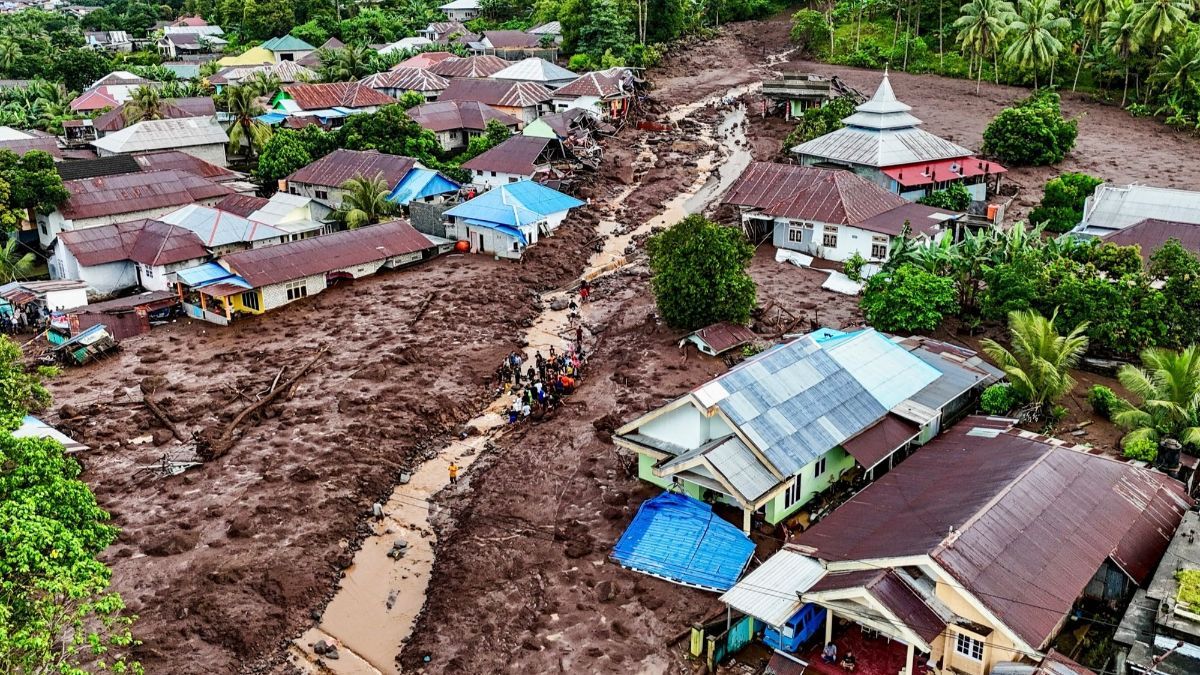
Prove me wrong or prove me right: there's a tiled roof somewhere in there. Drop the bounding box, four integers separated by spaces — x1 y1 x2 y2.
360 68 449 92
281 82 396 110
59 169 232 220
92 96 217 133
221 218 431 287
58 218 209 266
428 55 509 78
439 77 552 108
407 100 520 132
724 162 907 225
461 135 551 176
287 149 417 189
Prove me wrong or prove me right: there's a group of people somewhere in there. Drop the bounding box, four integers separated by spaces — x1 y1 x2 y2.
821 643 856 671
497 342 587 424
1 304 46 334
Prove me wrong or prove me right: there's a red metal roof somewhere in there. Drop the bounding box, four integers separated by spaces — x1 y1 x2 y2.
286 149 417 189
1104 218 1200 262
855 201 956 238
724 162 908 225
484 30 539 49
689 322 757 355
461 135 552 176
215 193 269 217
429 55 509 78
92 97 216 133
281 82 396 110
59 169 232 221
360 68 449 92
395 51 456 70
792 422 1192 649
554 68 633 99
221 219 431 287
133 150 239 182
58 218 209 266
811 569 946 645
0 136 61 159
406 100 521 132
70 88 120 112
439 78 553 109
839 414 920 470
883 158 1006 188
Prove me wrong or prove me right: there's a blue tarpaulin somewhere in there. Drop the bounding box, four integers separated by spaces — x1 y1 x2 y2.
611 492 755 592
255 112 287 125
388 168 460 205
444 179 584 228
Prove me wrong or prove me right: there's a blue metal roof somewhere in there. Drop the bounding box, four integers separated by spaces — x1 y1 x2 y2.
611 492 755 592
256 112 287 125
176 261 233 286
387 168 460 205
444 180 583 227
463 219 528 244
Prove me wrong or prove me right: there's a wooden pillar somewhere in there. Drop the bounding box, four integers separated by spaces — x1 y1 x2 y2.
824 608 833 645
742 507 752 535
176 282 183 303
199 292 207 313
905 642 915 675
224 298 232 320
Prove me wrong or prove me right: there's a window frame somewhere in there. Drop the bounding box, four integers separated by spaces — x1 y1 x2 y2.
822 224 839 248
284 280 308 301
241 290 260 311
784 475 803 507
787 222 805 243
814 456 827 478
954 632 984 661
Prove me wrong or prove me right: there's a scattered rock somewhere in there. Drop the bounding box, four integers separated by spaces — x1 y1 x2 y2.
595 580 615 603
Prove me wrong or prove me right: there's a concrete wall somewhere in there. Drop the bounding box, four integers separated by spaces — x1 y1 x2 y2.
935 581 1029 674
43 287 89 311
96 142 228 168
409 202 453 238
470 168 531 190
764 446 855 524
771 217 895 263
51 246 136 295
288 181 347 209
261 274 327 311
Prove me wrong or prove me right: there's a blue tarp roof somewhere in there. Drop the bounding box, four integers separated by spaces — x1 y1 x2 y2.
256 112 287 125
611 492 755 592
464 219 528 244
175 262 249 289
388 168 460 205
444 179 583 228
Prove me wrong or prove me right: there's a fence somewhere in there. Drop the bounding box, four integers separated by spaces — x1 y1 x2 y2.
690 612 756 671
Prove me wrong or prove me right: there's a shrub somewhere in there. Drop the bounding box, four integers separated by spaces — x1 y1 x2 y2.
980 383 1021 414
1177 570 1200 613
647 215 757 330
1123 437 1158 462
790 9 828 53
860 264 958 332
982 91 1078 166
917 182 972 211
1028 173 1103 233
1087 385 1120 420
567 53 594 71
843 252 867 282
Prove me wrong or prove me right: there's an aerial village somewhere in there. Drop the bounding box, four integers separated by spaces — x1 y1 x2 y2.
5 2 1200 675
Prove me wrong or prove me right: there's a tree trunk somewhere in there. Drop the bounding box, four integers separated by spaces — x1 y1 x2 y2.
938 0 944 69
1072 33 1089 92
977 56 983 95
993 47 1000 85
1122 63 1129 107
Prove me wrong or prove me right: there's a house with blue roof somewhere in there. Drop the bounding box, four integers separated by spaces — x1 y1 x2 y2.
443 179 584 259
614 328 1001 533
387 167 460 206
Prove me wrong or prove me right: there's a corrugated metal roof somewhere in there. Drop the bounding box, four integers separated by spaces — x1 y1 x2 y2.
840 414 920 470
176 260 237 286
215 193 270 217
793 422 1192 650
210 60 316 86
908 346 1001 412
823 330 940 409
723 162 907 225
491 57 577 84
610 492 755 592
59 218 209 266
439 77 553 108
281 82 394 111
395 51 457 70
261 35 315 52
793 125 972 169
133 150 239 182
1081 184 1200 235
809 569 946 645
387 168 460 205
15 415 89 454
70 88 120 112
688 322 757 355
439 0 479 9
884 157 1006 188
528 21 561 34
287 149 416 189
59 169 232 220
856 201 956 237
483 30 539 49
0 136 61 159
67 289 176 313
461 135 552 175
407 99 520 132
360 67 449 92
1103 218 1200 261
554 67 634 99
658 435 778 502
445 180 583 227
159 204 285 248
429 55 509 78
56 155 142 181
92 116 227 155
220 218 432 287
720 549 826 626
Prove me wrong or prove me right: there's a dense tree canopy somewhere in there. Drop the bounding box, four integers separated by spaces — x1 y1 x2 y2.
646 215 757 330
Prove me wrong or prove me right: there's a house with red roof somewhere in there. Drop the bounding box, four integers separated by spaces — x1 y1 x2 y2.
550 67 640 119
723 161 961 264
284 149 421 208
270 82 396 126
51 219 210 295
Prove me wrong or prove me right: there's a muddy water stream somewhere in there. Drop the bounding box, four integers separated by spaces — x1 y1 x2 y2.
288 87 754 674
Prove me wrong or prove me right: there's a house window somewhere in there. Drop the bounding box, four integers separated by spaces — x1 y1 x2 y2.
284 280 308 301
822 225 838 248
954 633 984 661
476 170 484 177
509 176 518 183
289 186 298 195
512 241 520 252
784 475 803 507
814 456 827 478
490 171 497 177
241 290 260 311
315 189 329 200
787 223 804 243
871 235 889 259
143 264 154 278
40 223 47 235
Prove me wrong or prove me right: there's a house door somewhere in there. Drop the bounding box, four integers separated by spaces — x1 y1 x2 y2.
475 231 485 252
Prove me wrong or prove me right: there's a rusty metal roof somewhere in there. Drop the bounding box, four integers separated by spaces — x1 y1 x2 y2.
281 82 396 110
429 55 509 78
1104 218 1200 262
133 150 239 182
92 96 216 133
395 51 456 70
286 149 416 189
461 135 552 175
221 218 431 287
810 569 946 645
855 201 956 237
724 162 907 225
483 30 539 49
407 99 520 132
360 67 449 92
688 322 757 355
439 77 553 108
56 155 142 181
0 136 61 159
58 218 209 266
59 169 232 221
793 422 1192 649
215 193 269 217
554 67 634 99
69 289 177 314
839 414 920 470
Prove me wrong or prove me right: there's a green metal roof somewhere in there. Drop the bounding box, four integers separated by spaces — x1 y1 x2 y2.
261 35 315 52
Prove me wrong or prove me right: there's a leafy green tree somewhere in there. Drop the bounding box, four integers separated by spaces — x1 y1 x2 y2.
981 309 1089 421
395 90 425 110
982 90 1078 165
955 0 1017 92
917 181 972 210
1102 0 1143 105
337 174 396 228
336 103 441 166
0 149 68 222
253 129 314 189
782 96 856 147
122 85 164 124
646 215 756 330
51 48 111 92
242 0 295 41
0 335 141 674
562 0 633 61
1134 0 1191 48
1114 345 1200 449
457 119 511 162
790 9 830 54
860 263 959 332
1028 172 1103 232
0 236 34 283
1005 0 1071 87
223 85 272 160
1149 30 1200 98
1150 239 1200 348
319 43 373 82
0 39 22 74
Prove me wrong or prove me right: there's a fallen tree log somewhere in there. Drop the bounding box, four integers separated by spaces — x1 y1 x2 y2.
197 348 329 461
408 291 438 327
143 396 187 443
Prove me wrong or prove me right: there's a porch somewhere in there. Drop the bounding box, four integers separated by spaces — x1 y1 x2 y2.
800 624 918 675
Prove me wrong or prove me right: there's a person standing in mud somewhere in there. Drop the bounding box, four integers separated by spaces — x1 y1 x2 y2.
448 462 459 484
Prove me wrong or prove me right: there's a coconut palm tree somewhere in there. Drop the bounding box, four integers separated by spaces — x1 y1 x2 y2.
0 39 21 73
954 0 1017 93
247 70 282 98
123 85 165 123
223 85 272 161
1005 0 1071 87
337 174 396 229
981 309 1090 421
1134 0 1191 48
1113 345 1200 449
1150 30 1200 97
1075 0 1114 89
322 44 374 82
0 237 35 283
1103 0 1144 105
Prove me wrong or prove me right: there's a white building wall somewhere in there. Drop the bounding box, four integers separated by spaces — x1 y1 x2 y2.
287 182 347 209
639 403 711 449
260 274 327 311
38 198 227 248
51 246 136 295
470 169 531 190
43 287 89 311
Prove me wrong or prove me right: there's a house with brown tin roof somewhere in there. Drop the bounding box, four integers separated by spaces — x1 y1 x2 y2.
1102 218 1200 262
36 169 233 248
285 149 420 208
360 68 450 101
406 99 521 151
51 218 211 295
721 420 1191 675
395 50 457 70
461 135 557 189
428 55 509 79
550 67 639 118
270 82 396 123
90 97 217 138
438 77 552 124
723 162 961 264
